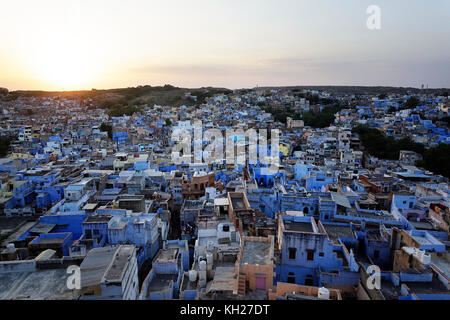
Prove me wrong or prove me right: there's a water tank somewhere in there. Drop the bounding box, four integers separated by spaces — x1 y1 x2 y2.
415 250 423 259
199 260 207 271
206 252 213 265
318 287 330 300
421 253 431 265
6 243 15 253
198 278 206 289
188 270 197 282
198 270 207 288
198 270 207 281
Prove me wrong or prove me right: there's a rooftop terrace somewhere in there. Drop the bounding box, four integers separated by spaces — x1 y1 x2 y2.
283 220 314 233
242 241 271 265
323 224 355 242
103 245 134 282
0 268 72 300
147 273 178 293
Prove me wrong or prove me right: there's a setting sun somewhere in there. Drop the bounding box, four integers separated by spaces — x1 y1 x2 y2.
29 43 96 90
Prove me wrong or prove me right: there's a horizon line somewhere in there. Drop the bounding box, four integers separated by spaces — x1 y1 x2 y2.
3 83 450 93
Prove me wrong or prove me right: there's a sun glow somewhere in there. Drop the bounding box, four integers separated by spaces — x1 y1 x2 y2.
30 46 97 90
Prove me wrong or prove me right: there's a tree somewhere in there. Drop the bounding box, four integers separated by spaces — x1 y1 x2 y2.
404 97 420 109
417 144 450 179
302 105 343 128
352 124 425 160
0 88 8 96
107 104 141 117
100 123 113 139
388 106 397 114
165 118 172 126
0 136 11 157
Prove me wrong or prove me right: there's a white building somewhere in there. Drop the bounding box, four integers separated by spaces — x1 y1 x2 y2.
79 245 139 300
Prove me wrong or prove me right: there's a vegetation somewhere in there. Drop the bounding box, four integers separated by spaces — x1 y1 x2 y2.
91 85 232 109
352 125 425 160
0 136 12 157
107 104 141 117
302 105 343 128
292 93 335 105
440 117 450 127
293 144 302 152
417 144 450 179
165 118 172 126
100 123 113 139
404 96 420 109
189 88 233 106
261 106 290 123
262 104 344 128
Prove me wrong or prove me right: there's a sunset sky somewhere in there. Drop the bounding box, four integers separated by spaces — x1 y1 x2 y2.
1 0 449 91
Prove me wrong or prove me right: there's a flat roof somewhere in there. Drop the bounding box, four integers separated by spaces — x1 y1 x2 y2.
412 234 434 245
406 277 449 295
155 248 178 261
431 253 450 278
230 197 245 210
323 224 355 242
331 192 351 208
207 266 235 293
242 241 271 265
0 269 73 300
103 245 134 282
283 220 314 233
147 274 177 293
80 246 118 287
29 222 56 234
214 198 229 206
30 235 68 245
83 215 113 224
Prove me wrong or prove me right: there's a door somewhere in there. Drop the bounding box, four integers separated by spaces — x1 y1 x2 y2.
255 276 266 290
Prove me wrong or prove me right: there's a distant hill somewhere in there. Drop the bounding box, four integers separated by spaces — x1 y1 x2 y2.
256 85 449 95
4 85 233 108
4 85 448 107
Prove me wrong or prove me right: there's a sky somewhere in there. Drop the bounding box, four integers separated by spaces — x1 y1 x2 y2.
0 0 449 91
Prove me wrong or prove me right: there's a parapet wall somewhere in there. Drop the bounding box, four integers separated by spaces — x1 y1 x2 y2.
0 259 36 273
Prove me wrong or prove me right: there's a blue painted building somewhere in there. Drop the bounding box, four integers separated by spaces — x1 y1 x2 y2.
276 215 359 288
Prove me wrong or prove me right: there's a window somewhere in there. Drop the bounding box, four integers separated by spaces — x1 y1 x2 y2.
287 272 295 284
374 250 380 260
93 229 100 236
306 250 315 261
319 252 324 257
305 276 314 286
222 225 230 232
288 248 297 260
